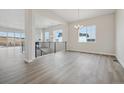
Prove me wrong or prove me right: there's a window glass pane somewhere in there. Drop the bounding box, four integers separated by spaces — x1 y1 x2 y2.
8 32 14 37
15 32 21 46
15 32 21 38
21 33 25 39
8 32 14 46
0 32 7 37
0 32 7 47
45 32 49 42
0 32 25 47
79 27 87 42
54 30 63 42
86 25 96 42
78 25 96 43
21 33 25 48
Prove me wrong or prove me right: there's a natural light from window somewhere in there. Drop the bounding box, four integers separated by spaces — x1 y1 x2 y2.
45 32 50 42
78 25 96 43
53 30 63 42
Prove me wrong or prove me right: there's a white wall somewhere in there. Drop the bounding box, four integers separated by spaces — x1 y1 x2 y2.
115 10 124 67
34 9 66 25
68 14 115 55
43 24 68 42
35 28 43 42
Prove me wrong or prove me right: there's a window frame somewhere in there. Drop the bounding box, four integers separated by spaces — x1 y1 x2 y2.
53 29 63 42
44 32 50 42
78 25 96 43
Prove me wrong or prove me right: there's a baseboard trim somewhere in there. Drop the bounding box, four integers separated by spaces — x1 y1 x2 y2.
67 49 115 56
116 55 124 68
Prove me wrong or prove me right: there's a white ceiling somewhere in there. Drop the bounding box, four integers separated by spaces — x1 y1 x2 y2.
0 9 24 30
51 9 115 22
0 9 63 30
34 12 63 29
0 9 115 30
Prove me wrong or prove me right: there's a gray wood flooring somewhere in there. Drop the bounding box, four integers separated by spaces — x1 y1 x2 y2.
0 47 124 84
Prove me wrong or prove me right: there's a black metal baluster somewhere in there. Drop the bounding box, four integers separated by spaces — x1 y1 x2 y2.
65 41 67 51
35 42 37 58
54 42 56 53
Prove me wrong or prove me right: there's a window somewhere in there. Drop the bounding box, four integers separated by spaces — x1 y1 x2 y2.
15 32 21 38
0 31 25 47
45 32 50 42
0 32 7 47
7 32 15 46
78 25 96 42
53 30 63 42
0 32 7 37
14 32 21 46
8 32 14 38
21 33 25 39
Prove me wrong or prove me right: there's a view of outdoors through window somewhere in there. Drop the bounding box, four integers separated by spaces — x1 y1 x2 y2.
79 25 96 43
0 32 25 47
54 30 63 42
44 32 50 42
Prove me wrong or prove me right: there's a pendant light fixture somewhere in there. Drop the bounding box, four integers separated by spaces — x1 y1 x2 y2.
74 9 84 30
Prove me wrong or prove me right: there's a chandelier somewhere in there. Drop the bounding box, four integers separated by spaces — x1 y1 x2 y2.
74 9 84 30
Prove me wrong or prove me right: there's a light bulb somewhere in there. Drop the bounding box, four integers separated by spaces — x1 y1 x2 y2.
74 24 84 30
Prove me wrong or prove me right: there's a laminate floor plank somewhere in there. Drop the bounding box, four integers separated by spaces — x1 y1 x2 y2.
0 47 124 84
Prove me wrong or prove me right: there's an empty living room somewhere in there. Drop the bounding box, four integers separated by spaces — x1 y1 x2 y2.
0 9 124 84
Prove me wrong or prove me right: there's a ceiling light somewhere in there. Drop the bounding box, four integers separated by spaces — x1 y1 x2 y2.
74 9 84 30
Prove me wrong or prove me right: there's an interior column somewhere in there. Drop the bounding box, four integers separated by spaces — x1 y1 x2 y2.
24 9 35 63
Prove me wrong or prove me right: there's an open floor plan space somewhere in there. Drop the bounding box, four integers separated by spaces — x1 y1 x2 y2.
0 48 124 84
0 9 124 84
